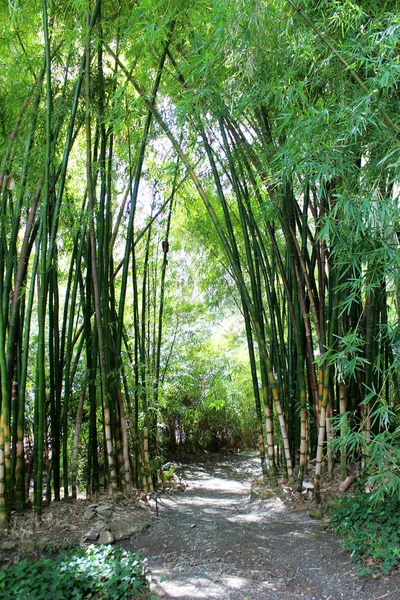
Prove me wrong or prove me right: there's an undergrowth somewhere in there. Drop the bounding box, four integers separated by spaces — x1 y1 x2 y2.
0 544 151 599
329 494 400 576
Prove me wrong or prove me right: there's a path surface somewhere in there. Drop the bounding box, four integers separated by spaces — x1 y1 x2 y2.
124 454 399 600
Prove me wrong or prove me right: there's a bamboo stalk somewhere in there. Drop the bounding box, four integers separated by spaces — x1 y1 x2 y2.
111 50 296 480
34 0 52 518
85 10 117 493
71 377 87 500
115 27 173 359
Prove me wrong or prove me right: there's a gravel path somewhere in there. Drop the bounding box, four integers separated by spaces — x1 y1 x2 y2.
123 454 399 600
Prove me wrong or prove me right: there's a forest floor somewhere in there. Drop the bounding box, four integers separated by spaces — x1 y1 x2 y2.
1 453 399 599
123 453 400 600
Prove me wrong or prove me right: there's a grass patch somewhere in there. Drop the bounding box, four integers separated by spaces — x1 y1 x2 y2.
0 544 149 599
329 494 400 576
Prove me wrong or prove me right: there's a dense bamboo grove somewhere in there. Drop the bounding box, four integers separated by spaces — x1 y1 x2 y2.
0 0 399 525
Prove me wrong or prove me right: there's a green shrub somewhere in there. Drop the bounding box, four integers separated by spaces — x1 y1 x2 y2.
0 544 149 599
329 494 400 575
330 408 400 504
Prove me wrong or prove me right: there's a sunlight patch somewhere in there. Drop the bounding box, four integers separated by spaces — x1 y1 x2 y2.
155 575 250 598
156 577 224 598
220 575 248 589
190 477 248 492
226 512 264 523
181 496 240 508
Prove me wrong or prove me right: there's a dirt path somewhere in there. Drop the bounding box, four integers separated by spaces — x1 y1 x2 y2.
123 454 399 600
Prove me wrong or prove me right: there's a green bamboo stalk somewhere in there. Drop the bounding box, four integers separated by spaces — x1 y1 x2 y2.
227 133 301 480
209 120 282 479
61 238 84 497
85 10 117 493
131 213 141 487
0 263 10 526
339 381 348 480
48 261 60 502
116 34 172 359
111 171 192 284
140 223 154 492
154 196 174 405
46 0 102 270
5 72 44 394
34 0 52 518
314 274 337 503
117 385 131 489
71 373 88 500
152 191 175 475
314 363 330 503
15 246 40 511
82 260 99 495
202 123 271 474
105 47 240 287
109 49 297 479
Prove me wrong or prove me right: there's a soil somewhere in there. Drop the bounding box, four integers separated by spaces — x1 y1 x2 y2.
122 453 400 600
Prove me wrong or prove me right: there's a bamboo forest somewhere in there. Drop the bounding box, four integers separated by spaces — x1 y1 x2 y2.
1 0 400 597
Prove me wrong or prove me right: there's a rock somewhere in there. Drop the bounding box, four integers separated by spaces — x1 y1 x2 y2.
294 504 309 512
260 488 275 500
309 509 324 520
114 531 129 541
128 523 149 535
98 531 114 545
96 505 112 518
83 531 99 541
2 541 17 550
250 488 259 502
92 521 108 532
35 540 51 551
302 481 314 490
83 509 96 521
20 539 35 552
96 504 112 513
